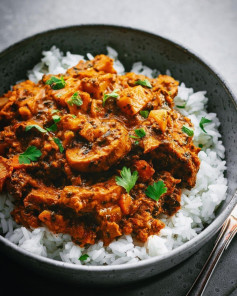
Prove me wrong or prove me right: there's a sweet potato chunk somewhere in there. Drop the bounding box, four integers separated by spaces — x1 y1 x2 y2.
134 160 155 182
24 187 60 211
81 73 116 100
117 85 152 116
0 96 9 108
93 55 117 73
154 75 179 98
59 178 123 213
0 157 12 191
149 110 168 132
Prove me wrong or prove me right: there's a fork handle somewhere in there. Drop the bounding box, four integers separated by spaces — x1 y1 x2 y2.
186 215 237 296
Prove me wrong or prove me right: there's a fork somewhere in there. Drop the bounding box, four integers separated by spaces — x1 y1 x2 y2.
187 204 237 296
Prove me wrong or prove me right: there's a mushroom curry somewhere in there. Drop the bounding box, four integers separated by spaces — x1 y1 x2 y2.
0 55 200 246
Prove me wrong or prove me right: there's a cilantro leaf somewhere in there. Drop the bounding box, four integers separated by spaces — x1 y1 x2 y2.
129 128 146 142
182 125 194 137
134 79 152 88
103 89 119 106
53 137 64 153
145 180 167 201
46 115 61 132
25 124 47 133
19 146 42 164
68 92 83 107
51 109 59 114
79 254 89 261
199 117 212 133
45 76 66 90
176 103 186 109
52 115 61 123
198 144 203 148
135 128 146 138
140 110 149 118
115 167 138 193
46 124 57 133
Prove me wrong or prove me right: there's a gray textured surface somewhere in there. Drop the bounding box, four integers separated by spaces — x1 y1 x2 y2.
0 0 236 295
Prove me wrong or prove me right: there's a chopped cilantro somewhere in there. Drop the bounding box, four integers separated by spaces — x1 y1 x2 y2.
115 167 138 193
46 124 57 133
134 79 152 88
51 109 59 114
103 89 119 107
46 115 61 132
199 117 212 133
182 125 194 137
68 92 83 107
129 128 146 142
135 128 146 138
79 254 89 261
25 124 47 133
52 115 61 123
140 110 149 118
45 76 66 90
198 144 203 148
145 180 167 201
19 146 42 164
176 103 186 109
53 137 64 153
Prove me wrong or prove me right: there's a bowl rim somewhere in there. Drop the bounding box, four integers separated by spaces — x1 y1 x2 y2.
0 24 237 272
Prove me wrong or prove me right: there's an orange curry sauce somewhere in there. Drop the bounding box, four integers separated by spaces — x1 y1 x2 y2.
0 55 200 246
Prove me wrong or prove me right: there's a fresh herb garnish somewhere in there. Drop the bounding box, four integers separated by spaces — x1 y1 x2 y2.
45 76 66 90
140 110 149 118
79 254 89 261
53 137 64 153
134 79 152 88
103 89 119 107
71 115 77 119
176 103 186 109
115 166 138 193
68 92 83 107
52 115 61 123
19 146 42 164
129 128 146 142
25 124 47 133
198 144 203 148
46 115 61 132
145 180 167 201
134 128 146 138
46 124 57 133
199 117 212 133
182 125 194 137
51 109 59 114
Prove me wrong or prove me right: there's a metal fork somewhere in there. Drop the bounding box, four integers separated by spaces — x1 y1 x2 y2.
187 204 237 296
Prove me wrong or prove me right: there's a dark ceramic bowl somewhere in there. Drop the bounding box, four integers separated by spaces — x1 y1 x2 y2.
0 25 236 285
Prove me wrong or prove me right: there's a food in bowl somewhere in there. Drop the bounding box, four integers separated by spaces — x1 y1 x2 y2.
0 47 227 265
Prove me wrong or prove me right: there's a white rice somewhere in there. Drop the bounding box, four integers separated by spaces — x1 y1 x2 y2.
0 46 227 266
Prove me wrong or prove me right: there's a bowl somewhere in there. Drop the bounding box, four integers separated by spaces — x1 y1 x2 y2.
0 25 236 285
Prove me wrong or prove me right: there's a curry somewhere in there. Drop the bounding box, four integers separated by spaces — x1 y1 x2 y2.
0 54 200 246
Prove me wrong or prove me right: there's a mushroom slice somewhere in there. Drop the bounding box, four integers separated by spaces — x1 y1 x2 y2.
66 119 131 172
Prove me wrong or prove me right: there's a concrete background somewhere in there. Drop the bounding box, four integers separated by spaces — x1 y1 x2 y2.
0 0 236 295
